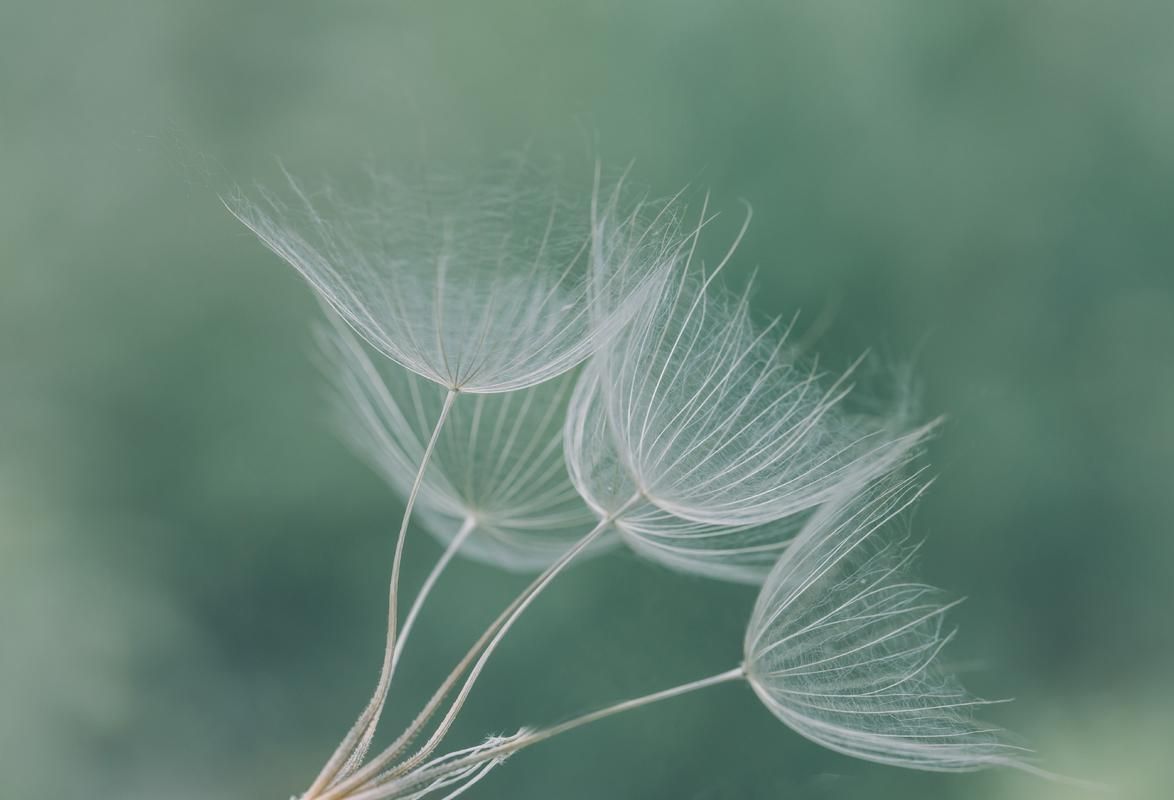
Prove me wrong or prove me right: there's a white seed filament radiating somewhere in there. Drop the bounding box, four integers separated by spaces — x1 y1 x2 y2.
744 474 1027 772
227 160 683 393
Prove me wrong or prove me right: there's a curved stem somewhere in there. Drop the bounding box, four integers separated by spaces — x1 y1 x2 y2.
355 666 746 800
390 517 476 679
321 498 638 800
509 665 744 746
339 515 477 779
305 388 459 798
379 521 611 779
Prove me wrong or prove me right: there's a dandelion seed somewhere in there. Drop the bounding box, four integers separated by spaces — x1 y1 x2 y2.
564 362 808 582
744 473 1029 771
226 157 678 393
321 321 611 573
564 238 935 581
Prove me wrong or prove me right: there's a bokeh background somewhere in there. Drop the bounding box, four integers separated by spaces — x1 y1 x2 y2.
3 2 1172 798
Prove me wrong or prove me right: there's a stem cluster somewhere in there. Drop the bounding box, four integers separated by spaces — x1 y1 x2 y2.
300 400 662 800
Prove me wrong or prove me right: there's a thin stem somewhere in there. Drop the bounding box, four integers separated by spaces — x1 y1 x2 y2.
305 388 459 798
391 517 476 678
381 521 610 777
321 497 639 800
340 515 477 779
356 666 746 800
516 665 745 745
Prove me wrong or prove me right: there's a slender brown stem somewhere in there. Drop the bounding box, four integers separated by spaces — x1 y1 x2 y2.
350 666 747 800
321 497 640 800
305 388 458 798
339 515 477 779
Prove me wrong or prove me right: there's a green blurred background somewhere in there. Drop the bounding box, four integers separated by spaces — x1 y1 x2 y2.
3 2 1172 798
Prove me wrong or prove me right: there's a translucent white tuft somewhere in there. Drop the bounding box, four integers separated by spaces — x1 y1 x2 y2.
563 258 934 580
744 474 1030 772
592 260 930 528
321 322 612 572
226 158 680 393
564 363 806 582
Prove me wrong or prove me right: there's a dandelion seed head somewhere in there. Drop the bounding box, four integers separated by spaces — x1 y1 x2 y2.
563 239 934 581
227 156 678 393
564 362 806 582
743 474 1029 772
597 264 925 527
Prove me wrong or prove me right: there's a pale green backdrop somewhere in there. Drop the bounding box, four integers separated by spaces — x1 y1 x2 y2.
2 2 1172 798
